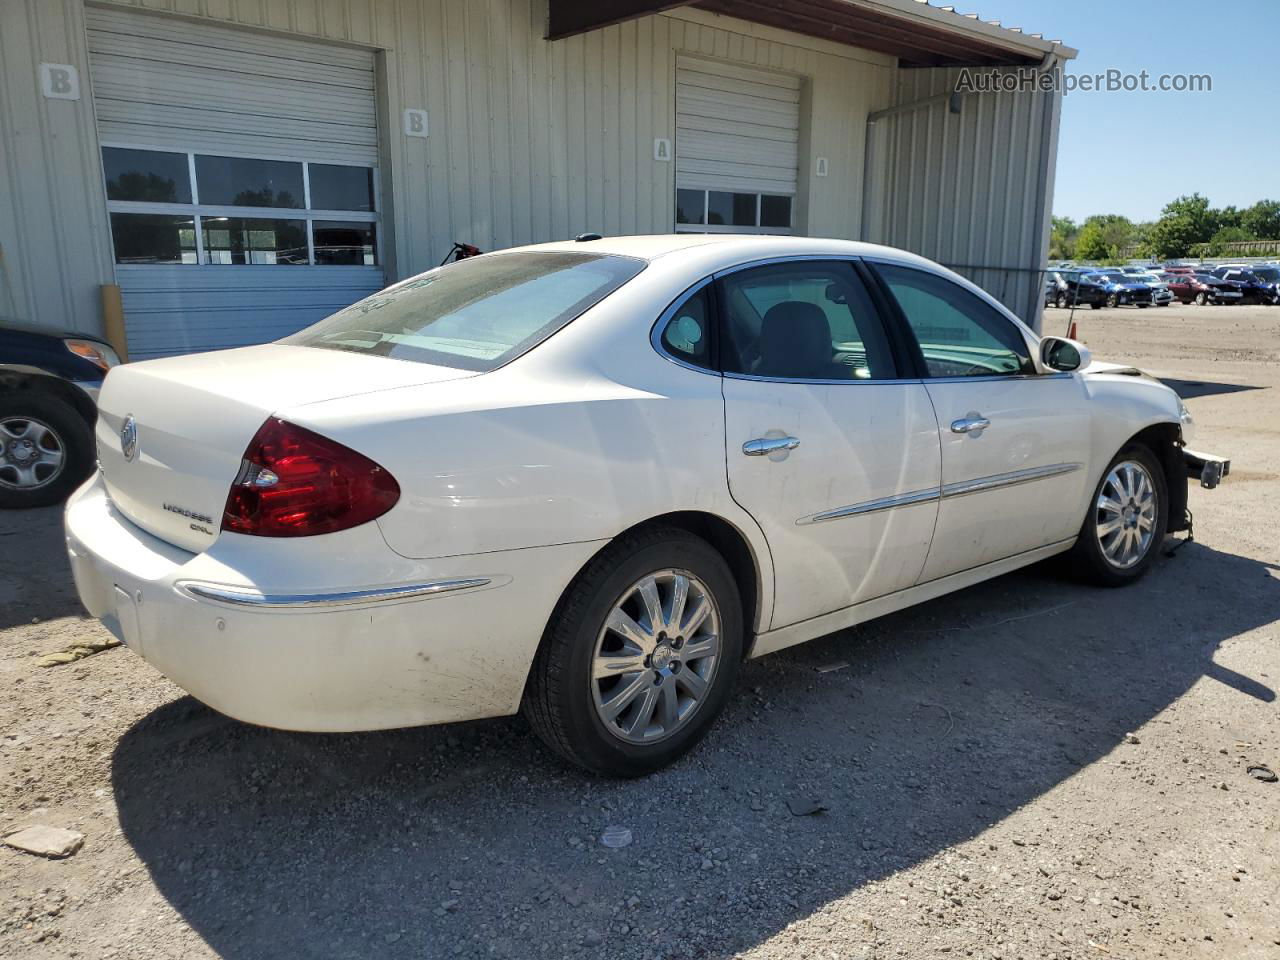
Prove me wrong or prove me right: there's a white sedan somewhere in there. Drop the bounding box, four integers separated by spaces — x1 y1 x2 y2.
65 236 1227 776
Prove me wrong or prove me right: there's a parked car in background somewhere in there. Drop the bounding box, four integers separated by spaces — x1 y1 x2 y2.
1210 266 1279 304
1045 270 1108 309
1 321 117 508
1245 265 1280 302
64 235 1226 776
1093 272 1155 308
1165 273 1244 305
1134 273 1174 306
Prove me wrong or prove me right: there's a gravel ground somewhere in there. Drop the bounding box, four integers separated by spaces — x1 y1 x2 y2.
2 301 1278 960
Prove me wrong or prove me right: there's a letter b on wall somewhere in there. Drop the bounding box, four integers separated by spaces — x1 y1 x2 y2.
40 63 80 100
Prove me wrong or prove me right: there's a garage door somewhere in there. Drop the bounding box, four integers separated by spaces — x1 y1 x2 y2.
674 56 801 235
87 7 384 360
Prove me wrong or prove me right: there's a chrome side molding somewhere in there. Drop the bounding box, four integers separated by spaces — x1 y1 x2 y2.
175 578 494 609
796 462 1082 525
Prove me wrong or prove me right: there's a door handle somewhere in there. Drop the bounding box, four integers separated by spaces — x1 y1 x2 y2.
743 436 801 457
950 416 991 434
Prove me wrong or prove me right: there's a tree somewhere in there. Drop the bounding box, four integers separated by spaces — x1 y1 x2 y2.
1074 221 1114 261
1145 194 1216 260
1049 215 1077 259
1241 200 1280 240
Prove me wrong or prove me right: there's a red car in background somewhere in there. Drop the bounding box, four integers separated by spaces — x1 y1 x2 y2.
1164 272 1244 305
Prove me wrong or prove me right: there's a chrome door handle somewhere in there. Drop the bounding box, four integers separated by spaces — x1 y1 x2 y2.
743 436 801 457
950 417 991 434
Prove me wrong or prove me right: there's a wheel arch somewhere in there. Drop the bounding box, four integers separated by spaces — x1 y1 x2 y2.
0 370 98 428
1120 421 1189 533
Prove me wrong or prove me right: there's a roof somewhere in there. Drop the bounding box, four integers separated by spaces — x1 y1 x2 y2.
547 0 1076 68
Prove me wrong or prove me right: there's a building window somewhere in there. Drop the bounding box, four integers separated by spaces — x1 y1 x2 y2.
674 188 792 235
100 147 379 267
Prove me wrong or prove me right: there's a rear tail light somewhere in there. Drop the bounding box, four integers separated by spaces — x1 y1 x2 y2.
222 418 400 537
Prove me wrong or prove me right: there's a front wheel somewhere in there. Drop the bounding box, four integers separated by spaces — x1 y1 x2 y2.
1107 293 1119 308
524 526 744 776
1090 301 1103 310
1195 291 1208 305
0 392 95 509
1069 445 1168 587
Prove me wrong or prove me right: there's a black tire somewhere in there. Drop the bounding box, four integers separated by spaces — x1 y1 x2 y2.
1052 292 1066 309
1107 293 1119 308
1137 303 1149 309
0 391 95 509
1069 444 1168 587
1089 301 1103 310
1157 302 1169 307
1195 291 1208 305
523 525 744 777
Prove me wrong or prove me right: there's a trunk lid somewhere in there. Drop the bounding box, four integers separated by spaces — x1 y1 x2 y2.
95 344 473 552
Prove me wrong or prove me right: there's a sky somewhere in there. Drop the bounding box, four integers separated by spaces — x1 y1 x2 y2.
960 0 1278 224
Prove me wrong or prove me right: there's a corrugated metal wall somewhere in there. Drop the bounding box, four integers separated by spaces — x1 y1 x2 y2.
0 0 115 334
863 66 1061 332
0 0 896 338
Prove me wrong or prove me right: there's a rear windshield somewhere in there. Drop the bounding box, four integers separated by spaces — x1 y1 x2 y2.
285 251 645 371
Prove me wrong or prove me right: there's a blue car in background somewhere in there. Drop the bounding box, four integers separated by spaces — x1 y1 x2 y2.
1211 266 1280 305
1088 272 1155 308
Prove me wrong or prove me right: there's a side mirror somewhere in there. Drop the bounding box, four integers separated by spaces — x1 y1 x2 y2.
1040 336 1090 373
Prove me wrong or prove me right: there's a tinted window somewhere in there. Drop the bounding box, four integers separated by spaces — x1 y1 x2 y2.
658 285 714 370
676 189 705 225
708 191 757 227
313 220 377 265
760 195 792 228
109 213 197 264
873 263 1034 378
102 147 191 203
309 164 375 212
719 261 896 381
195 155 304 208
286 252 645 371
201 218 307 265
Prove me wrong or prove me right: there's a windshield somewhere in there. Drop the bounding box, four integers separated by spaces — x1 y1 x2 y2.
1253 268 1280 281
285 252 646 371
1102 274 1129 283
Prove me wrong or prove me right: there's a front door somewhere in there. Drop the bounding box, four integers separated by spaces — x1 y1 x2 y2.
868 261 1093 582
717 259 941 630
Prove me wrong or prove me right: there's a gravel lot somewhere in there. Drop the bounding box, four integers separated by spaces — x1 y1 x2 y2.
2 301 1278 959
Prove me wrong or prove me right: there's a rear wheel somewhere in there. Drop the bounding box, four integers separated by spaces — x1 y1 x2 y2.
1107 293 1119 308
1070 445 1168 587
0 392 94 509
524 526 744 776
1089 301 1103 310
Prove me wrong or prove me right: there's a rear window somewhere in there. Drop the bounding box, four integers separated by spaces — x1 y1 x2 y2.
285 251 645 371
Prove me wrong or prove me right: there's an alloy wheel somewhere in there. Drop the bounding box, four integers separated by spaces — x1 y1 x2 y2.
0 417 65 490
1095 460 1158 569
590 569 722 745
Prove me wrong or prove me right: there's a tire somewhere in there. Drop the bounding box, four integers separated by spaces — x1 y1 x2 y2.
523 525 744 777
1052 292 1066 309
1069 444 1168 587
1138 303 1149 309
1157 302 1169 307
1195 291 1208 305
1107 293 1119 308
1089 301 1103 310
0 391 95 509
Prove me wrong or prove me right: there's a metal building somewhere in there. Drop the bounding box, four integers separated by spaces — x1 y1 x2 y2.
0 0 1075 360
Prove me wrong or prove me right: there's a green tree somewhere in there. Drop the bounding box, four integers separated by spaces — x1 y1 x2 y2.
1081 214 1138 254
1146 194 1216 260
1074 221 1114 261
1049 215 1077 259
1241 200 1280 240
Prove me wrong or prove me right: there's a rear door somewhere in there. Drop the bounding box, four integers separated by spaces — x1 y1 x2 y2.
867 261 1092 582
716 258 940 630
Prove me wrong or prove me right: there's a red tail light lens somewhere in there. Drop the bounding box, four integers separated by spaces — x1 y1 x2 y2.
222 418 400 537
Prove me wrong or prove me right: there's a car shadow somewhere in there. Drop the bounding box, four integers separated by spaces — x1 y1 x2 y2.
0 505 85 630
110 539 1278 959
1159 377 1264 400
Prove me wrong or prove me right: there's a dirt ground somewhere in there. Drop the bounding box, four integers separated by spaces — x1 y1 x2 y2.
2 301 1278 960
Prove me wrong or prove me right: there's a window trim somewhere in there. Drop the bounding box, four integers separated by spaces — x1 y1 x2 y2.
649 276 722 376
673 188 794 236
99 142 381 268
862 257 1057 383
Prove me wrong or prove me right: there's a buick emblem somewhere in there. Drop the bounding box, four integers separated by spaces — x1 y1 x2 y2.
120 415 138 462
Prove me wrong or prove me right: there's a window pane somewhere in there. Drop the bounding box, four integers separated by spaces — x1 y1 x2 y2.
285 252 645 372
201 217 308 265
195 155 304 208
102 148 192 204
676 189 705 226
708 191 757 227
719 261 896 380
760 195 792 228
313 220 377 265
110 213 197 264
873 263 1034 377
309 164 375 212
659 286 713 370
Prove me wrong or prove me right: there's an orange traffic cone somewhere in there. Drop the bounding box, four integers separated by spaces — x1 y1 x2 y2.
1066 317 1078 340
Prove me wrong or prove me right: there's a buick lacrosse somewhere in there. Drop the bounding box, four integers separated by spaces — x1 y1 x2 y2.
66 235 1227 776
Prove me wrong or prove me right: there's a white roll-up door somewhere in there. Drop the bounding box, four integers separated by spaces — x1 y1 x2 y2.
675 56 800 234
87 8 384 360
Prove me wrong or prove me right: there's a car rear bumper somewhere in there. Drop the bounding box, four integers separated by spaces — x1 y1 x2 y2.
64 473 600 731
